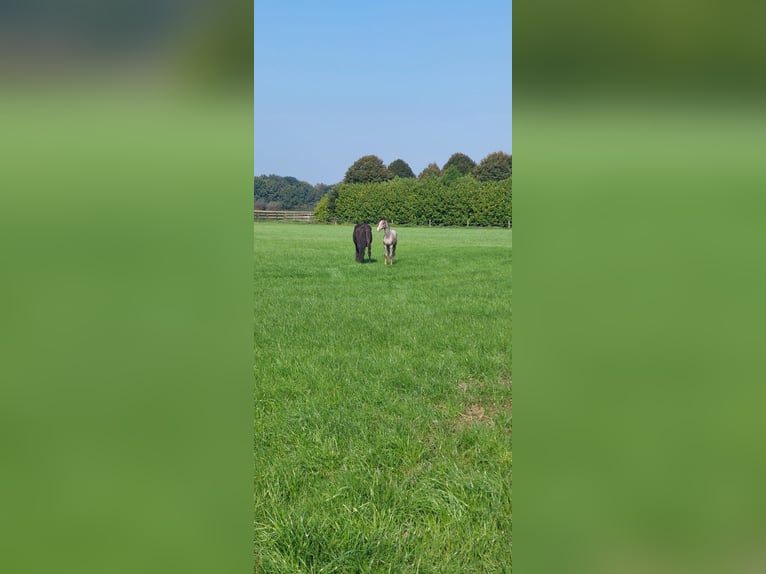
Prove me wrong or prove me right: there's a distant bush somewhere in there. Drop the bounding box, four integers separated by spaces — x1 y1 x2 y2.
314 189 337 223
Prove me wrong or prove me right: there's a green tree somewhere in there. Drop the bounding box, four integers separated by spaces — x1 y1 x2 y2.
443 152 476 175
417 162 441 180
440 165 463 186
473 151 512 182
253 175 325 210
343 155 393 184
387 159 416 179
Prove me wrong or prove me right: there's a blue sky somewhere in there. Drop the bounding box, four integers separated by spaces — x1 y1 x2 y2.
254 1 511 185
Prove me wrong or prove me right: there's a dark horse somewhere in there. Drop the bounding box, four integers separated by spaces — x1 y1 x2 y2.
353 223 373 263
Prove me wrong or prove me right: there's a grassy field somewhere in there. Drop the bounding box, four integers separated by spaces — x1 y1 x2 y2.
254 222 512 573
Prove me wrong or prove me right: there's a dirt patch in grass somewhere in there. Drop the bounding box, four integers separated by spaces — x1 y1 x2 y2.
450 376 512 431
452 400 512 431
464 403 492 422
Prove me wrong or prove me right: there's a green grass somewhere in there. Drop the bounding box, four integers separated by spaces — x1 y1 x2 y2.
254 222 512 573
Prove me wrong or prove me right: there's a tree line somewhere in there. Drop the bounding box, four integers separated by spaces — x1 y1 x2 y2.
343 151 511 184
253 175 330 211
255 151 512 227
314 151 512 227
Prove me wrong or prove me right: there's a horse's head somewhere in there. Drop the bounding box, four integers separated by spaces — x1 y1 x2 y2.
377 219 387 231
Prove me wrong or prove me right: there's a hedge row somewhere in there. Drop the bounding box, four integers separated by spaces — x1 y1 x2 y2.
314 175 511 227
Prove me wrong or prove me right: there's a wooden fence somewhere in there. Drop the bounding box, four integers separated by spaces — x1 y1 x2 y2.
253 210 315 223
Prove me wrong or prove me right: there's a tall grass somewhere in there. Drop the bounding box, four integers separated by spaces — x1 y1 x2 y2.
254 223 512 573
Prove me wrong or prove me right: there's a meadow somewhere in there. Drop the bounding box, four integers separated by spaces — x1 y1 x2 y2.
254 222 512 573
